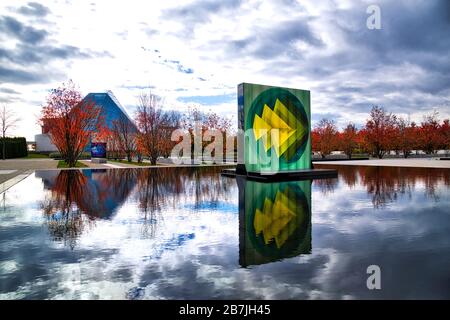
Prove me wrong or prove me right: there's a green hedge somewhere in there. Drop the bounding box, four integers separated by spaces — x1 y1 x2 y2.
49 152 91 160
0 137 28 159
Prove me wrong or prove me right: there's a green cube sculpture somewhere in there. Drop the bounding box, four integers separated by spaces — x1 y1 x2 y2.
238 83 311 173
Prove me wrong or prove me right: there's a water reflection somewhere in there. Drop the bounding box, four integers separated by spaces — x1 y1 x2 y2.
315 165 450 207
238 178 311 267
1 165 449 299
37 167 233 247
134 167 230 238
38 169 137 219
34 166 450 250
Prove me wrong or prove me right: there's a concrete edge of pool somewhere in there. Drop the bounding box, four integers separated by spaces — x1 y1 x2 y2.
0 170 33 194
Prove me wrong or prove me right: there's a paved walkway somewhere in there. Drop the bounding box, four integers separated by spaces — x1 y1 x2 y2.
78 160 119 169
0 158 236 192
0 159 58 184
314 158 450 169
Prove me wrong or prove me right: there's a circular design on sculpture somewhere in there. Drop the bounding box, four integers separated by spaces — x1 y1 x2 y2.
246 87 309 163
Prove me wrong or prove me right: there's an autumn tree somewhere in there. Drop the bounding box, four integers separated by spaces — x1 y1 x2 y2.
182 106 232 163
203 110 232 161
440 119 450 151
135 92 178 165
339 123 358 159
111 114 137 162
364 106 397 159
182 106 203 162
40 81 104 167
395 117 418 158
419 112 443 154
313 118 338 159
104 127 121 160
311 130 320 154
161 111 182 158
0 104 20 160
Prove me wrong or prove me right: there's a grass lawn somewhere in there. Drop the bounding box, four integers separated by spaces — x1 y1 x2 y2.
57 160 88 168
109 159 156 166
24 153 49 159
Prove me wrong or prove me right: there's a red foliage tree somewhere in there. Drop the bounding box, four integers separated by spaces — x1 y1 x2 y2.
339 123 359 159
395 117 418 158
135 92 180 165
180 106 232 163
39 81 104 167
311 130 320 154
418 112 442 154
364 106 397 159
313 118 338 159
111 114 137 162
440 119 450 151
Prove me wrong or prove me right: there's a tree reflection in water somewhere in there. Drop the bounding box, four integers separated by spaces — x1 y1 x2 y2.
136 166 233 238
313 178 338 195
315 165 450 208
40 170 92 249
39 169 137 248
38 167 234 247
37 165 449 248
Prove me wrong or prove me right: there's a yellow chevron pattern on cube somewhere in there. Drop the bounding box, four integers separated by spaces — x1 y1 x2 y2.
273 98 307 154
253 188 297 248
273 99 303 133
252 100 298 157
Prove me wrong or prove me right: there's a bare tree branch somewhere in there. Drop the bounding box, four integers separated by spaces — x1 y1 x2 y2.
0 104 21 160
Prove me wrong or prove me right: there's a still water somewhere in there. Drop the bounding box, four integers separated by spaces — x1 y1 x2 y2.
0 165 449 299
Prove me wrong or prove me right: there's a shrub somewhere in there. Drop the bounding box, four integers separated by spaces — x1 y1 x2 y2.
50 152 91 160
0 137 28 159
49 152 62 159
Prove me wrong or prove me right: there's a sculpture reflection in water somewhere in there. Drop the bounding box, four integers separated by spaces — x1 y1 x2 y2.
237 177 312 267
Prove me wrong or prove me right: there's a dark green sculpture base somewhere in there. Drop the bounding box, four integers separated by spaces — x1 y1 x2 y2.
221 168 337 182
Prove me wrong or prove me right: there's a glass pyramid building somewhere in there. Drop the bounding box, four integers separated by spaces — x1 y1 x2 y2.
35 91 134 152
83 91 135 130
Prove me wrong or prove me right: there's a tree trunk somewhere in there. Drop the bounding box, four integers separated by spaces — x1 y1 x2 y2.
2 135 5 160
67 156 76 168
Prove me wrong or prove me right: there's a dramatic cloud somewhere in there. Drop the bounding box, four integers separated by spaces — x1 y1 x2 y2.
0 15 47 44
17 2 50 17
226 19 323 60
0 0 449 140
162 0 243 34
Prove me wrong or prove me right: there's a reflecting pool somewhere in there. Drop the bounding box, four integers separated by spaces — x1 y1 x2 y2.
0 165 449 299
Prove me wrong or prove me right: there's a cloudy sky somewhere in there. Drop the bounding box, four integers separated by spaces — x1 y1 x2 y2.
1 0 449 140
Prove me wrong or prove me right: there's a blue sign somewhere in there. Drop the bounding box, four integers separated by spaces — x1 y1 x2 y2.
91 142 107 158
